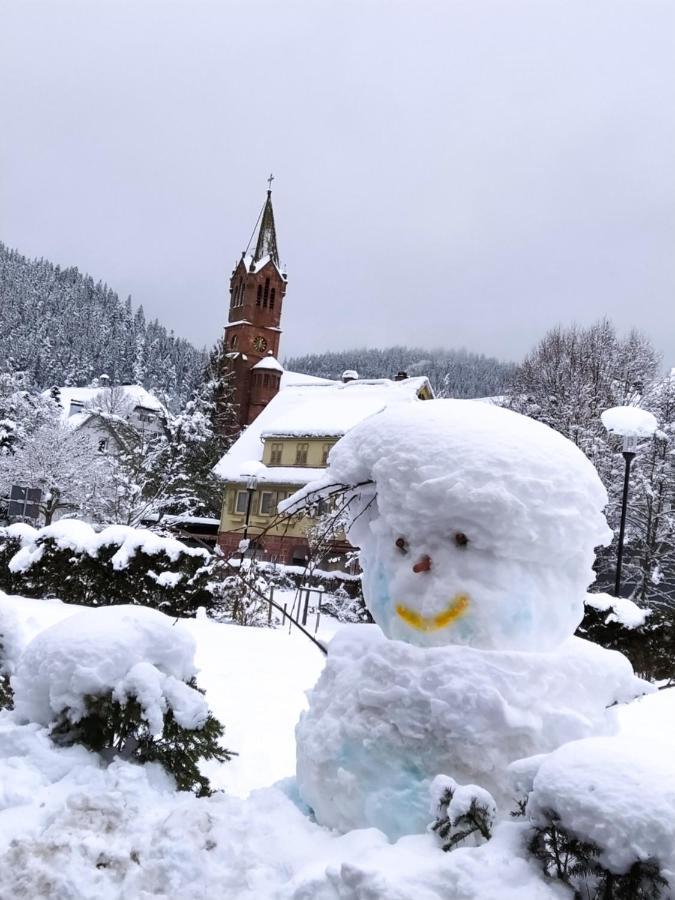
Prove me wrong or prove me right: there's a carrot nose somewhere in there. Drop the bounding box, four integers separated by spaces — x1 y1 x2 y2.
412 555 432 573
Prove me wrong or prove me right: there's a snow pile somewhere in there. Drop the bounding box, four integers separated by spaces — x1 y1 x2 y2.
296 626 647 838
586 591 649 629
601 405 658 438
0 592 671 899
310 400 612 650
527 736 675 873
8 519 207 575
12 605 206 732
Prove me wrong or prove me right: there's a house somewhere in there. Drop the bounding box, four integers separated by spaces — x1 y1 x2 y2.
53 383 166 451
214 369 432 565
2 384 166 524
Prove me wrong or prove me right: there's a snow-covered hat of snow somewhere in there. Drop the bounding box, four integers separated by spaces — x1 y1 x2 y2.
326 400 612 649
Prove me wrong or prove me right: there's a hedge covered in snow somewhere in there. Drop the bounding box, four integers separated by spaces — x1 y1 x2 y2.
5 601 231 795
0 521 213 616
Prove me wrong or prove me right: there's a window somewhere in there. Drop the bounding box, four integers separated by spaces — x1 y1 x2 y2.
270 288 276 310
296 442 309 465
321 443 332 465
8 486 41 522
270 442 282 465
263 277 270 305
235 490 250 514
260 491 276 515
98 439 108 452
138 411 155 423
68 400 85 417
257 285 263 306
231 334 238 350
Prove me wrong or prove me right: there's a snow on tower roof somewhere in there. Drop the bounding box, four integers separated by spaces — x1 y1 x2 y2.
213 375 432 486
252 356 284 373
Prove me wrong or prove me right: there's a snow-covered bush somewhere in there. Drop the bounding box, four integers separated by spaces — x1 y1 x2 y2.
211 560 272 626
430 775 496 851
0 528 25 595
0 588 26 709
12 605 232 795
319 583 370 623
525 737 673 898
578 592 675 683
3 521 213 616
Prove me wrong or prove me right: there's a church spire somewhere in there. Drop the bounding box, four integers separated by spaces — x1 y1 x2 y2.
247 176 279 266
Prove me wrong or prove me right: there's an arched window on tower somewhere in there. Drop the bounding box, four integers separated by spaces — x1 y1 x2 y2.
270 288 276 310
230 334 238 350
263 277 270 308
257 284 262 306
238 282 245 306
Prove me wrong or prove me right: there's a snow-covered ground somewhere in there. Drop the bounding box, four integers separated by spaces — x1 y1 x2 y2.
1 592 674 899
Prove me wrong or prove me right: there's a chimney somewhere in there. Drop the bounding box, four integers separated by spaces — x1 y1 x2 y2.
342 370 359 383
394 371 408 382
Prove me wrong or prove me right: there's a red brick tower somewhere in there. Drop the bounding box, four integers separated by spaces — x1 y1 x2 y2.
223 186 287 428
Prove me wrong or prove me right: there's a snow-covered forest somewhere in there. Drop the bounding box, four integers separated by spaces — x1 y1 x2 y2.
286 346 515 398
0 243 206 409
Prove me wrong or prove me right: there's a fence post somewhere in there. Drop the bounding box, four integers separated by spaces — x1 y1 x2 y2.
302 589 310 626
283 602 287 625
268 586 274 625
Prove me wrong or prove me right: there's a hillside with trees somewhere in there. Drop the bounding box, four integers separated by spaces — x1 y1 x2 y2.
0 242 206 409
285 347 515 398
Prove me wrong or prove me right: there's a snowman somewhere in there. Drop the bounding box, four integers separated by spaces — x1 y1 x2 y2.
294 400 647 839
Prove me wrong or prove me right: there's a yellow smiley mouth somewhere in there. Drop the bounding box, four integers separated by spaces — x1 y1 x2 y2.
395 594 469 632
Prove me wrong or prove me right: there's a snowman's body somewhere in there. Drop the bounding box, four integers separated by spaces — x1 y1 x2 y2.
294 401 647 838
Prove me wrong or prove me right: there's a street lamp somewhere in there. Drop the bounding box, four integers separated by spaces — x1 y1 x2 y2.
601 406 658 598
241 473 259 554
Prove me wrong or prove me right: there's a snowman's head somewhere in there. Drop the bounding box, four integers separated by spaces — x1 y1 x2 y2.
326 400 612 651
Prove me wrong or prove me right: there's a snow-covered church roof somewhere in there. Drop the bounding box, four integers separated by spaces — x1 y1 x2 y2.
213 371 432 486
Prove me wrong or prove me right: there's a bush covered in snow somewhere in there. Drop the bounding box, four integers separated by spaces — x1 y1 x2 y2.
319 583 370 623
430 776 496 851
578 592 675 683
0 521 214 617
211 560 275 627
524 737 674 898
12 605 232 795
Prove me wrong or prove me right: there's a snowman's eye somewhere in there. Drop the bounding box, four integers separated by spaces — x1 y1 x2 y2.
454 532 469 548
395 537 408 555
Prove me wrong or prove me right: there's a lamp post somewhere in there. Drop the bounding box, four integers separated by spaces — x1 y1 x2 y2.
613 434 637 598
601 407 658 598
241 474 258 554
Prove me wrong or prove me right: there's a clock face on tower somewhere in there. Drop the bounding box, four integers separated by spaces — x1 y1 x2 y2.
253 335 268 353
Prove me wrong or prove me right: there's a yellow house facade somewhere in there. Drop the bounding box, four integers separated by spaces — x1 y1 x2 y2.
215 370 432 566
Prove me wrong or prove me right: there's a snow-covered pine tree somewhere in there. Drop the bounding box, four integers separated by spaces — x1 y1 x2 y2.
0 242 206 410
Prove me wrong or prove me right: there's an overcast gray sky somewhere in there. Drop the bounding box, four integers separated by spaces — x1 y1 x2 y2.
1 0 674 365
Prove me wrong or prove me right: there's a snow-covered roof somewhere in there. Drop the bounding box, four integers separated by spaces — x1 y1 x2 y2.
47 385 165 425
213 375 432 485
240 254 286 279
253 356 284 373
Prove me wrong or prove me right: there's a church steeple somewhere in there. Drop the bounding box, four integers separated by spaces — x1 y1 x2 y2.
251 189 279 266
223 180 287 430
244 175 279 267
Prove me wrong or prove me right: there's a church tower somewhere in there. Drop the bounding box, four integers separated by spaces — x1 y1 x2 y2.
223 184 287 428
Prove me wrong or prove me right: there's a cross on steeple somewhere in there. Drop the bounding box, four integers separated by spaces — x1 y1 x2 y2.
267 172 274 193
